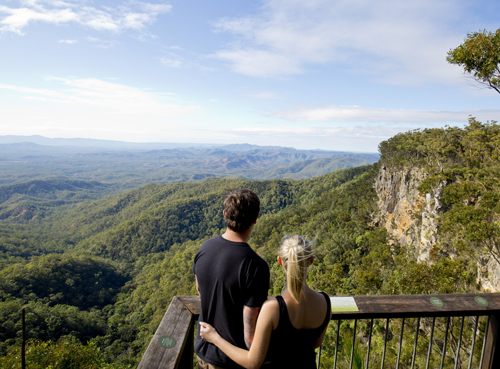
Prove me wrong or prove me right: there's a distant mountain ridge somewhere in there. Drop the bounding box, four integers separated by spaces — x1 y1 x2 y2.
0 135 376 154
0 137 379 189
0 135 214 150
0 135 298 152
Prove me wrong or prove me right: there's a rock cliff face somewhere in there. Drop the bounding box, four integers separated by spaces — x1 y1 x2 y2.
374 166 442 261
374 165 499 291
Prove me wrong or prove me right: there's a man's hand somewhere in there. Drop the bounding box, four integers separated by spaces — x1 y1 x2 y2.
243 306 261 349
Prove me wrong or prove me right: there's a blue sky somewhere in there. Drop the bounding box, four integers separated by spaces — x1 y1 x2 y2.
0 0 499 152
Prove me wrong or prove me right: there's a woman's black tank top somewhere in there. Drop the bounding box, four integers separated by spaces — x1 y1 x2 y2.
261 292 331 369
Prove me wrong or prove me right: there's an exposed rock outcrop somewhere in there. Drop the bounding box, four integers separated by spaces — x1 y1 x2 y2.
374 165 500 291
374 166 445 261
477 257 500 292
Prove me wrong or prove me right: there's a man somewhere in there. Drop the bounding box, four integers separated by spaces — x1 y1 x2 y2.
193 189 270 369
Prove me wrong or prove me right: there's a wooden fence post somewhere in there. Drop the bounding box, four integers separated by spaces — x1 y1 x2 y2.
178 317 194 369
22 308 26 369
482 314 500 369
137 297 194 369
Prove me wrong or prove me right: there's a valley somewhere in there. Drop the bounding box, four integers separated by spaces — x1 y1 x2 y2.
1 121 498 367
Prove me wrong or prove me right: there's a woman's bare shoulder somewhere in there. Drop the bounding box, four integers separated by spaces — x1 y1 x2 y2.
260 297 280 329
262 297 279 311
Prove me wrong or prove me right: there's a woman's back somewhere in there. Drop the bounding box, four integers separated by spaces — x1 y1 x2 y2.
282 287 328 329
261 288 331 369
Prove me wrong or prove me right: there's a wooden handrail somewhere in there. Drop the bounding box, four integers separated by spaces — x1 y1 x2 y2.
138 293 500 369
137 296 198 369
330 293 500 319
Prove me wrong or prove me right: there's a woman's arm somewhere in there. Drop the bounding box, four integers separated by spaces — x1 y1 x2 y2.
313 320 330 349
314 297 331 349
200 299 278 369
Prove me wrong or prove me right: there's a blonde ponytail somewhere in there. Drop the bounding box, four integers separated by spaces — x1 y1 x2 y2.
279 235 313 303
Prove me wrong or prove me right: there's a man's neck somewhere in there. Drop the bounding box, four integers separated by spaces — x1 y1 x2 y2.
222 227 251 243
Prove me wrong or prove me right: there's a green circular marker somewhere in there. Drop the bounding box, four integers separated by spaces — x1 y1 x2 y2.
430 297 444 308
475 296 489 307
159 336 176 349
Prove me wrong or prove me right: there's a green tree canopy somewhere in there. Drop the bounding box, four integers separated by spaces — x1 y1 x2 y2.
447 28 500 93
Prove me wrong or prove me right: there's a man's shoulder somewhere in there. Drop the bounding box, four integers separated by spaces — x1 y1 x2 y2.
196 235 267 270
195 236 255 262
250 251 268 266
202 235 223 245
197 235 227 251
245 251 269 279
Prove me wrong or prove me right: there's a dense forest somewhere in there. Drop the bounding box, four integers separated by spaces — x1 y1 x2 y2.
1 119 498 367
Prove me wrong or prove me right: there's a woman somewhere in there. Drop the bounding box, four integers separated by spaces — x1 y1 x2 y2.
199 235 331 369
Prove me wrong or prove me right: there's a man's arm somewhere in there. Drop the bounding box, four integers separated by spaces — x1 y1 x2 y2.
243 305 261 349
200 299 278 369
195 275 200 295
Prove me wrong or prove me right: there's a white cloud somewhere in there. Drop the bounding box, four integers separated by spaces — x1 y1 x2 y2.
161 55 184 68
58 38 77 43
0 76 203 144
0 0 171 34
0 77 200 116
0 6 76 34
137 3 172 14
87 36 115 48
211 0 471 84
230 124 406 139
160 51 216 72
270 105 500 124
215 49 301 77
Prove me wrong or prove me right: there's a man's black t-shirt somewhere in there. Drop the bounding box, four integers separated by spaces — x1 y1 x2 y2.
192 235 270 368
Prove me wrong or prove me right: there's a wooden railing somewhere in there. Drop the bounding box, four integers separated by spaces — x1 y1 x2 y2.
138 293 500 369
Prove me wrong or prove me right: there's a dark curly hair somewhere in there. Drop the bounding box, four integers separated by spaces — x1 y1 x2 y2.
223 189 260 232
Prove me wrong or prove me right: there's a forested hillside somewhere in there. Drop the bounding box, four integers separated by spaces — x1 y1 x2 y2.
2 121 495 367
1 165 387 366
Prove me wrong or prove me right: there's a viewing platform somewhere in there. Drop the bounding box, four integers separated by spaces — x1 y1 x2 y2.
138 293 500 369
